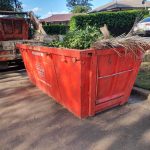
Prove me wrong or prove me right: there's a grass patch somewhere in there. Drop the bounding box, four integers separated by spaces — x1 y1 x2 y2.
135 62 150 90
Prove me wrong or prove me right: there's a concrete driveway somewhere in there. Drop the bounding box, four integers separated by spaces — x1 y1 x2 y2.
0 70 150 150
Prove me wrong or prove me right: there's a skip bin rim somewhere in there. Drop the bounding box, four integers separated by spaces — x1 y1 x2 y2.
16 44 131 58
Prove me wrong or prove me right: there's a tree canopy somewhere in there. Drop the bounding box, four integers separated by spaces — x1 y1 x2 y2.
66 0 93 13
71 5 90 13
0 0 22 11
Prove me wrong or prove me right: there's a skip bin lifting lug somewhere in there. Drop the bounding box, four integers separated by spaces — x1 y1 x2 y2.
72 58 77 63
61 56 67 62
45 53 52 58
61 57 78 63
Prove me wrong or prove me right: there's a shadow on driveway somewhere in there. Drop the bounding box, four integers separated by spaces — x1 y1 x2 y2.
0 71 150 150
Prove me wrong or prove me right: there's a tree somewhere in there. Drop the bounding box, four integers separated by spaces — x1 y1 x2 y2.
66 0 93 13
142 0 146 4
71 5 90 13
0 0 22 11
14 0 22 11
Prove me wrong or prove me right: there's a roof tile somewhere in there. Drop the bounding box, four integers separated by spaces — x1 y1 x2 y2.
41 14 74 23
91 0 150 12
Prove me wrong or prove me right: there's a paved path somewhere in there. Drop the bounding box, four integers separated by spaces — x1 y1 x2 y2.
0 70 150 150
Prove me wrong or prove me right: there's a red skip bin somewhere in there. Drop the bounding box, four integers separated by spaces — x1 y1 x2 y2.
17 44 143 118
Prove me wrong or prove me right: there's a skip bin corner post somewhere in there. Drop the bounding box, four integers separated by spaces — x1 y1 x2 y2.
89 51 98 117
80 50 97 117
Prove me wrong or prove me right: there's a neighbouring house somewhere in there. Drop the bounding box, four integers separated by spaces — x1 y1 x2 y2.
40 14 74 25
90 0 150 13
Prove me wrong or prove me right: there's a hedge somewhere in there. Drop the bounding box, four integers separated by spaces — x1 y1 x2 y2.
70 10 148 36
43 24 69 35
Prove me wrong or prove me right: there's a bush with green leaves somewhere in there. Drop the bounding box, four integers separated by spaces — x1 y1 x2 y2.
43 24 69 35
144 14 150 18
48 40 63 48
70 10 148 36
48 26 102 49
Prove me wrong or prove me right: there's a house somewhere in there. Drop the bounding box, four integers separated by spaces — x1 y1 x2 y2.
40 14 74 25
90 0 150 13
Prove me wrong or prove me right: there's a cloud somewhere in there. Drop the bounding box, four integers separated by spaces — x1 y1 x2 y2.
41 11 69 19
32 7 42 13
22 4 27 9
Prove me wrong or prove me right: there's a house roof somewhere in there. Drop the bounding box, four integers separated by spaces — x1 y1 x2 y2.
91 0 150 13
40 14 74 23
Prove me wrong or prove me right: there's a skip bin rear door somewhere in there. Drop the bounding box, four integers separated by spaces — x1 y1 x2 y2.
95 50 135 112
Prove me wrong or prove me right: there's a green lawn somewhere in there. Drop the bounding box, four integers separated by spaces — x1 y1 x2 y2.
135 62 150 90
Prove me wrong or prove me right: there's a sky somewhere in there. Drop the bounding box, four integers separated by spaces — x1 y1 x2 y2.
21 0 112 18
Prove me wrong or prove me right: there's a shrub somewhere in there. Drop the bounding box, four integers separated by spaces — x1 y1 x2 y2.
144 14 150 18
43 24 69 35
48 26 102 49
48 40 63 48
135 62 150 90
70 10 148 36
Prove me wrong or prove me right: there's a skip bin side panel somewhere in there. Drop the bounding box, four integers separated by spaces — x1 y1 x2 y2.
13 19 29 40
28 50 61 102
0 18 29 41
0 18 13 40
19 47 62 103
52 54 82 118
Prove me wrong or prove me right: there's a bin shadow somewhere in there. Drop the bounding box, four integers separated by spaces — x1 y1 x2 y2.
1 71 150 150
